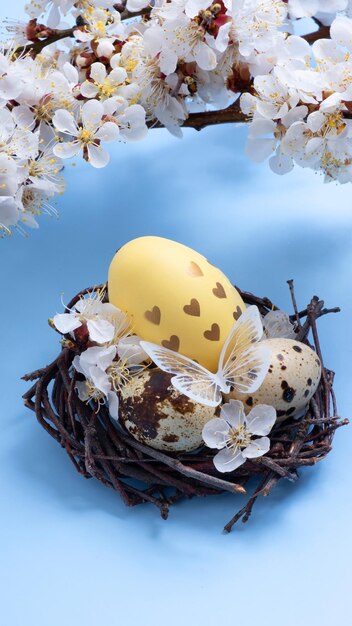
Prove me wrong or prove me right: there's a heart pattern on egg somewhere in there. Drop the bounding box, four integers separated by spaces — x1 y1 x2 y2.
144 306 161 325
162 335 180 351
212 282 227 298
187 261 204 277
183 298 200 317
204 323 220 341
233 306 242 320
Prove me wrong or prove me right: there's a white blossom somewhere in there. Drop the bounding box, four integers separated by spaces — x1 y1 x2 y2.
73 8 123 44
53 99 119 167
73 345 120 418
73 337 147 419
202 399 276 473
53 290 129 344
0 196 21 236
263 310 296 339
80 62 127 100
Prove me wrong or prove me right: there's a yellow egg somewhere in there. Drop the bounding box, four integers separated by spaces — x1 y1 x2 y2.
108 236 245 372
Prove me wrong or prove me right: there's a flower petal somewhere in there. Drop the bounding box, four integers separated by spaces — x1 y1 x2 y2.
0 196 20 228
213 447 245 473
108 390 119 419
89 365 111 395
79 345 116 372
53 312 80 334
110 67 127 85
94 121 119 143
11 105 34 131
331 16 352 52
87 144 110 168
63 61 79 84
220 400 245 430
248 118 276 137
246 136 276 162
72 354 85 375
269 150 294 175
74 29 92 43
202 418 229 449
80 80 99 99
126 0 150 12
52 109 78 135
96 345 117 369
53 141 80 159
194 41 217 71
87 318 115 343
90 62 107 83
81 99 104 131
245 405 276 436
118 336 148 365
243 436 270 458
118 104 148 141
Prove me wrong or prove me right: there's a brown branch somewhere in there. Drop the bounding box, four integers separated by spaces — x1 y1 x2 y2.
14 27 75 57
13 8 151 58
119 7 153 21
303 25 330 44
149 101 248 132
180 101 248 129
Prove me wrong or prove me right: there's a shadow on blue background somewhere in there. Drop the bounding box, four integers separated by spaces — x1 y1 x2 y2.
1 3 352 623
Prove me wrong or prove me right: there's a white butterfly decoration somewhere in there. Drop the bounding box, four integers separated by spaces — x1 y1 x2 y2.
140 306 271 407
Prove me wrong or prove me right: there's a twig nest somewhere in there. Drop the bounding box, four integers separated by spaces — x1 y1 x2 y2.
227 338 321 421
23 284 346 532
119 368 218 452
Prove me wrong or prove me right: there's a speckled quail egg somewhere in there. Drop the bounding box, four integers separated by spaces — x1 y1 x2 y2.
119 368 218 452
227 338 321 421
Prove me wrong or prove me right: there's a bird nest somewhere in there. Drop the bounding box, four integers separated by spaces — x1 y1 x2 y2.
22 283 348 532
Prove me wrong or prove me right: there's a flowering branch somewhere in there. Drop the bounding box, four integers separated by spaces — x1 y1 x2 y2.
2 0 352 237
13 7 152 57
16 21 332 59
153 101 248 131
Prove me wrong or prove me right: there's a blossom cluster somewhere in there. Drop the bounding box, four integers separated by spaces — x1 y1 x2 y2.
2 0 352 235
241 17 352 181
53 288 148 417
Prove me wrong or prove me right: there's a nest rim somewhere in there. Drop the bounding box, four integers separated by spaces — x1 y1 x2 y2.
22 283 348 532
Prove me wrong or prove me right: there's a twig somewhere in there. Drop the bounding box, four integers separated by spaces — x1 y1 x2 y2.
14 27 75 57
224 473 271 532
287 279 301 328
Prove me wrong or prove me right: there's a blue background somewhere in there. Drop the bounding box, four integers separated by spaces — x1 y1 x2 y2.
1 4 351 624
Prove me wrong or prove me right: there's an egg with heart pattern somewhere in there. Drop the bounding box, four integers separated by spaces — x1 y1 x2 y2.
108 236 245 372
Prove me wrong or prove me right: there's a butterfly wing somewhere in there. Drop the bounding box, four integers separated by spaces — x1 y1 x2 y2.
218 305 270 394
140 341 222 407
